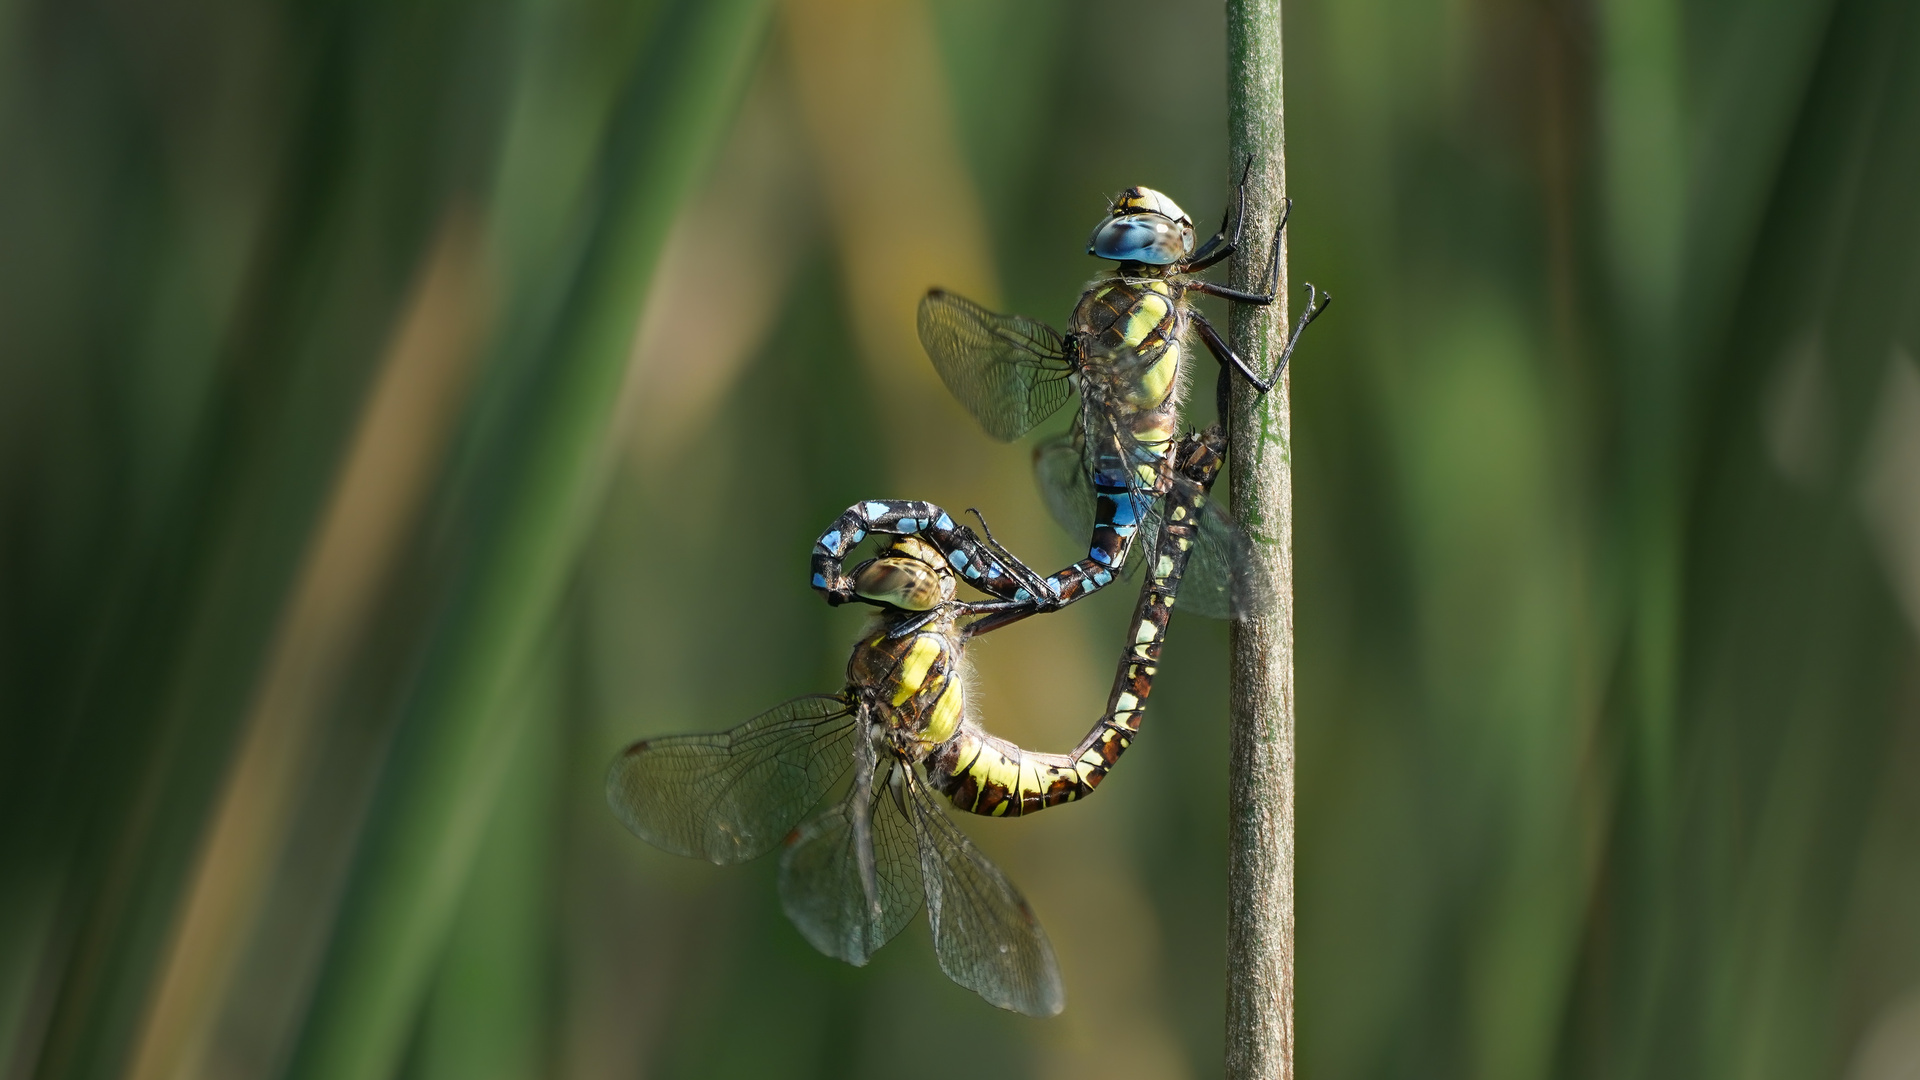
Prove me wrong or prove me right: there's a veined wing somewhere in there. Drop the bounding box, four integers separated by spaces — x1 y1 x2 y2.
779 747 922 965
903 766 1065 1017
1033 431 1093 543
918 289 1075 441
606 695 856 865
1032 430 1252 620
1178 496 1259 620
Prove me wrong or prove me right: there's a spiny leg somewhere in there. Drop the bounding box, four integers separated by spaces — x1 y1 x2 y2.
965 508 1051 602
1186 157 1255 272
1186 199 1290 306
1193 282 1332 398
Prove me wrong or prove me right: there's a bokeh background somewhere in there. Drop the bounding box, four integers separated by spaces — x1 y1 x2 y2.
4 0 1920 1077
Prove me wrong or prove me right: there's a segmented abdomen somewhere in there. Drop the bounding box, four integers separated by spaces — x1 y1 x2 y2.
923 427 1226 818
922 726 1113 816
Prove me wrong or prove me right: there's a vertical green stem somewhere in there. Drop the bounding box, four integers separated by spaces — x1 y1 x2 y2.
1224 1 1294 1077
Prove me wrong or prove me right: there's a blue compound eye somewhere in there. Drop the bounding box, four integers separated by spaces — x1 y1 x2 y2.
1088 214 1190 264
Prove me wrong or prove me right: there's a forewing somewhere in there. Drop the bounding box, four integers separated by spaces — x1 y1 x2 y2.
904 769 1065 1016
606 695 856 864
918 290 1074 441
779 760 923 965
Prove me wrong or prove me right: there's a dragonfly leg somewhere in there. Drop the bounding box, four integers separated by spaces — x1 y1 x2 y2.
1186 158 1255 272
1190 285 1331 396
1186 205 1289 305
964 508 1052 601
1191 198 1290 284
960 603 1040 639
883 607 943 640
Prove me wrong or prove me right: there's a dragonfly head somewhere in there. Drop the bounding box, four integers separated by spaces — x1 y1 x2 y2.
1088 186 1194 265
851 535 956 611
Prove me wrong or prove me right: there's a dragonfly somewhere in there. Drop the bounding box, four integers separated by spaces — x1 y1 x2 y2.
608 427 1227 1015
913 171 1329 619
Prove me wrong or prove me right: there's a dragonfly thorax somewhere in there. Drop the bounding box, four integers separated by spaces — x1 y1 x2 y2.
847 619 966 756
1069 277 1187 430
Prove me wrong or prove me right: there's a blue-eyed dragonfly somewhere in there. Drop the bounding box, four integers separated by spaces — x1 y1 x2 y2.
607 427 1226 1015
910 171 1329 621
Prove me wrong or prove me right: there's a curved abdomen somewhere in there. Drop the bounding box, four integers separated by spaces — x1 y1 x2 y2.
922 721 1128 817
922 428 1225 818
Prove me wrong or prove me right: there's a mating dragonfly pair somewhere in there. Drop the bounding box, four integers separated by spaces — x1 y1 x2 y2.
608 176 1329 1016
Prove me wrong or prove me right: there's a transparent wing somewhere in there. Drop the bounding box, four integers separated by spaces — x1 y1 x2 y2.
606 695 856 864
918 289 1075 441
779 754 923 965
1033 430 1095 539
903 768 1065 1016
1177 498 1258 621
1032 429 1251 620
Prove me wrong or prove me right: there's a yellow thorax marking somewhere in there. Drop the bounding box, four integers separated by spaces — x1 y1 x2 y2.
1121 293 1171 348
1135 347 1178 408
889 634 942 707
922 680 963 745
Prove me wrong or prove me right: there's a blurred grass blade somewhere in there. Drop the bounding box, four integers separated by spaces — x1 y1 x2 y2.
285 3 773 1078
7 17 496 1076
414 650 559 1080
122 209 492 1080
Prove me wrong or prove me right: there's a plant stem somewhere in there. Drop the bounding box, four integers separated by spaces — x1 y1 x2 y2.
1225 0 1295 1076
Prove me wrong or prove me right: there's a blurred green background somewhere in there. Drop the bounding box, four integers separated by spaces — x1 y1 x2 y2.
4 0 1920 1077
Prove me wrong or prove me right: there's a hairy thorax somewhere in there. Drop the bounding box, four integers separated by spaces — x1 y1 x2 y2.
1070 275 1187 449
846 621 965 756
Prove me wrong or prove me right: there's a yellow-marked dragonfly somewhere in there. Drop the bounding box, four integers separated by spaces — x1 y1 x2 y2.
608 428 1226 1015
914 169 1328 620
